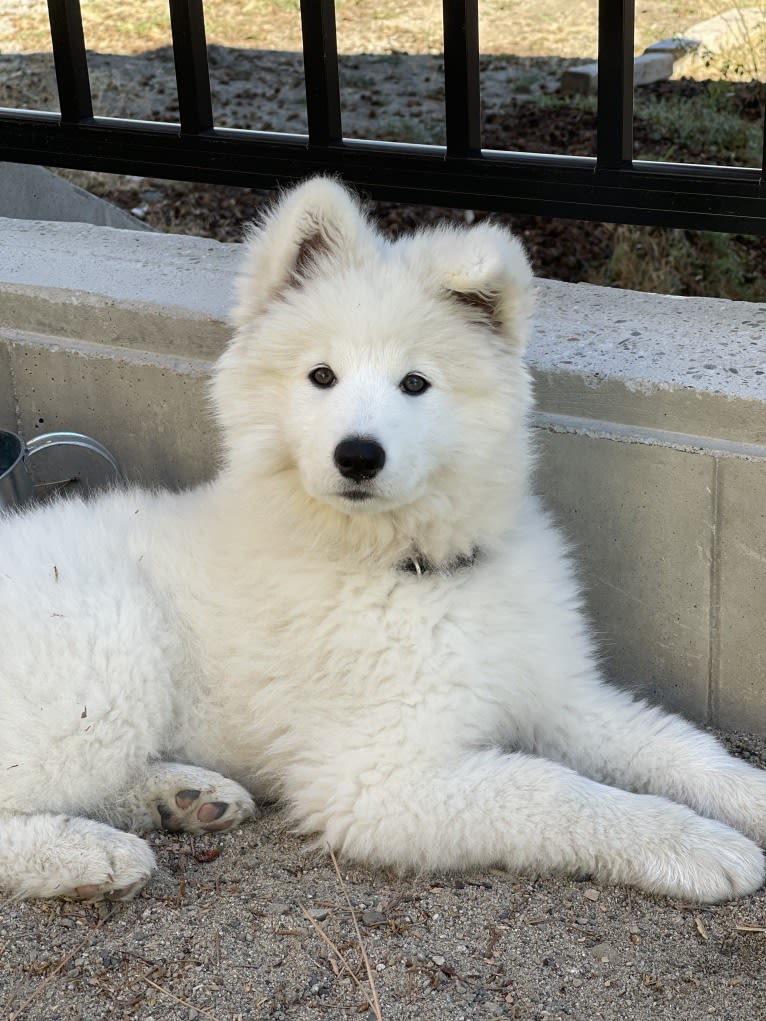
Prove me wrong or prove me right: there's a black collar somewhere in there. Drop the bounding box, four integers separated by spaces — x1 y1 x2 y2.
397 547 481 577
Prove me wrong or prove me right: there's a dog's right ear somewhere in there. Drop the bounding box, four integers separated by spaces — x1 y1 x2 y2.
232 177 378 327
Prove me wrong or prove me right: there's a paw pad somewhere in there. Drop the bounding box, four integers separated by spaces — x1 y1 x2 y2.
157 786 254 834
196 801 229 825
73 877 147 902
175 789 201 810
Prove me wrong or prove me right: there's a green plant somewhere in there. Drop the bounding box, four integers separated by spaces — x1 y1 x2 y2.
634 89 762 167
590 225 766 301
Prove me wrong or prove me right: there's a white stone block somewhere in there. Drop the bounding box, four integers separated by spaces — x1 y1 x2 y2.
560 51 674 94
633 51 675 86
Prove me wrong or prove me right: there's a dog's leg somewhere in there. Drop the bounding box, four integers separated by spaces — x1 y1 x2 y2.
106 762 257 834
528 680 766 847
0 814 155 901
302 750 765 902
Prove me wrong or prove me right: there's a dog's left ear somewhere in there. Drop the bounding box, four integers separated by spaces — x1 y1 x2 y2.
408 222 534 349
233 177 378 327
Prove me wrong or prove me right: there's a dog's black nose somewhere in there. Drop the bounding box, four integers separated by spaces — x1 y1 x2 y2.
334 437 386 482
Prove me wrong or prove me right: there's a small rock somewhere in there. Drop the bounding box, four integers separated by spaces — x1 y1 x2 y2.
432 954 446 966
589 941 619 963
361 909 386 926
583 888 600 902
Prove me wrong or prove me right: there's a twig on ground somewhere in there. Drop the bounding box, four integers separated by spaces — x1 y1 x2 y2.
693 914 708 940
300 847 383 1020
301 909 371 1007
7 934 94 1021
143 975 220 1019
329 848 383 1021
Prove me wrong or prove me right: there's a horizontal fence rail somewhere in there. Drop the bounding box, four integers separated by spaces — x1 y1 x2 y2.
0 0 764 234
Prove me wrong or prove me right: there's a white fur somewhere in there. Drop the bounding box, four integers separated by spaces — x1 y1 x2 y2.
1 177 765 904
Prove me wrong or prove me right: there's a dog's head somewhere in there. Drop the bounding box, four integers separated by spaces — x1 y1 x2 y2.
213 178 534 554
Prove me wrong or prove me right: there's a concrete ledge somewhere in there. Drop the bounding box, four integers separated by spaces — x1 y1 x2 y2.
562 7 766 92
1 217 766 733
0 163 152 230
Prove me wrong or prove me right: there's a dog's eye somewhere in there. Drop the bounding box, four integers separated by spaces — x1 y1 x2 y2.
399 373 430 396
308 365 337 388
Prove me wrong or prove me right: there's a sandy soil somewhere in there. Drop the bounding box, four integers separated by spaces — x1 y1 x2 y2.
2 731 766 1021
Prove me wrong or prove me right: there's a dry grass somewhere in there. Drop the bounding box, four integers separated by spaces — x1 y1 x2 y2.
590 225 766 301
2 0 727 60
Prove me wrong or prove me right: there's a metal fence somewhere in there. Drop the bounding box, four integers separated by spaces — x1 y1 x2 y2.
0 0 765 234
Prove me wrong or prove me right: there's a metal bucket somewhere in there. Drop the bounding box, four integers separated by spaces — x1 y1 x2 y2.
0 430 124 511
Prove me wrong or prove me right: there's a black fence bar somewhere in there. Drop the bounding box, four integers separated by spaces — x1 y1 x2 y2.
300 0 342 145
442 0 481 156
596 0 634 170
1 111 764 235
46 0 93 123
168 0 214 134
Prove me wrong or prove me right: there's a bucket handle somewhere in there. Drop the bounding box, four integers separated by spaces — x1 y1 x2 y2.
26 432 125 484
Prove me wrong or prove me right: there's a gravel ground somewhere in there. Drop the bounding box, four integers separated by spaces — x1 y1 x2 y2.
2 732 766 1021
0 45 571 143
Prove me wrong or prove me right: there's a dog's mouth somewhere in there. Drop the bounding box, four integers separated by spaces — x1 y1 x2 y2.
339 489 375 502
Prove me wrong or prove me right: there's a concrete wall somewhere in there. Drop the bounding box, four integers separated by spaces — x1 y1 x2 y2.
1 218 765 733
0 163 152 231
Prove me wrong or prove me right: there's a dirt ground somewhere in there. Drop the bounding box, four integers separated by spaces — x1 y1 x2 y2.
0 0 726 62
2 732 766 1021
2 4 766 1019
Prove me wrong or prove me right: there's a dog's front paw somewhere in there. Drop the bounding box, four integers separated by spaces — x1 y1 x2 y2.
713 766 766 849
634 813 765 903
144 764 257 834
13 817 156 902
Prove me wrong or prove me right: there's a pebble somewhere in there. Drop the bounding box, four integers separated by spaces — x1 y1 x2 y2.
361 909 386 926
589 941 619 963
267 902 290 915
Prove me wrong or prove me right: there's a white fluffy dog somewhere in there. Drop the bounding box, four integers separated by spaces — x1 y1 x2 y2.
1 178 765 903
